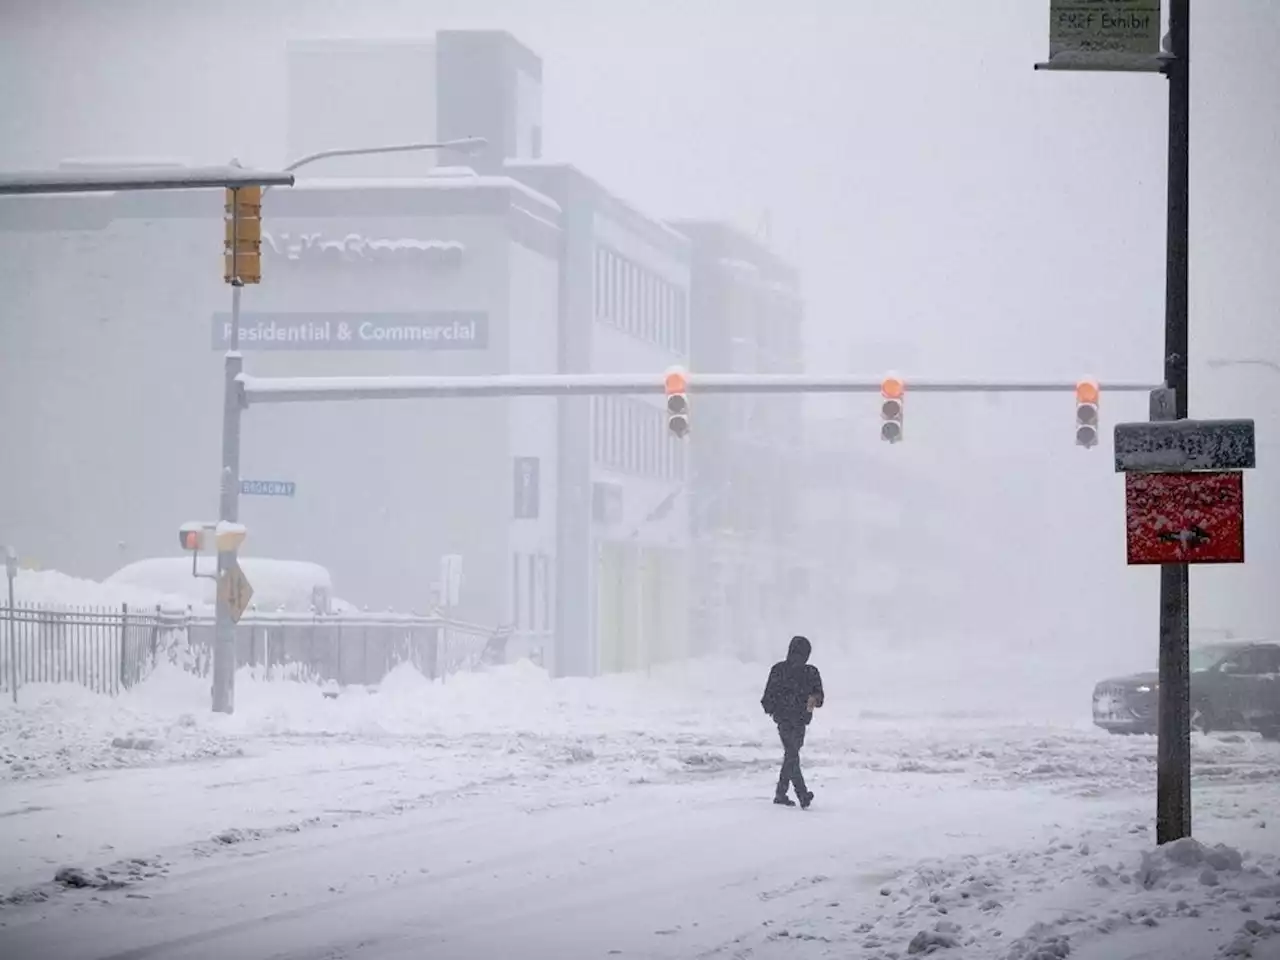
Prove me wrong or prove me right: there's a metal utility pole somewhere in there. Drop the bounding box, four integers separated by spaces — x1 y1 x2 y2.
208 137 487 714
1036 0 1195 844
213 285 245 714
1158 0 1192 845
212 181 258 715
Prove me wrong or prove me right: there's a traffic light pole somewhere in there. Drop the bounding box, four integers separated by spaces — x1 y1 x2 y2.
1034 0 1195 844
208 367 1158 710
212 279 246 713
1157 0 1192 845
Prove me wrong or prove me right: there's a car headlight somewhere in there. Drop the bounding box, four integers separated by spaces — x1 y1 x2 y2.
1135 685 1154 693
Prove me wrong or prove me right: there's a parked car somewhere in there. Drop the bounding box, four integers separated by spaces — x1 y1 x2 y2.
1091 641 1280 737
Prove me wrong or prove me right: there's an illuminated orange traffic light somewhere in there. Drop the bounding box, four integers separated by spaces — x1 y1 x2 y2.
881 375 904 443
1076 379 1099 447
665 366 690 438
179 525 205 551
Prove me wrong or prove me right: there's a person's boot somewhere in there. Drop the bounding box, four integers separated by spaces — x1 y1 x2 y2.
774 792 796 806
798 789 814 810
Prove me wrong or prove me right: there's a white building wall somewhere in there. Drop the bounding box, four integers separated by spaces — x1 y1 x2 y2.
505 238 560 662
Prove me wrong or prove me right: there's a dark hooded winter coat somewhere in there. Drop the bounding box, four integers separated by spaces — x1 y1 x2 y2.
761 635 824 726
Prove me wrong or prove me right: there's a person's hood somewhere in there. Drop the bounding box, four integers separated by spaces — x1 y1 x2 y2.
786 635 811 664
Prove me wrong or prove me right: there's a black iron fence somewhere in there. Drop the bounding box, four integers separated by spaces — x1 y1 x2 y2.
0 603 171 697
181 612 509 686
1 602 523 699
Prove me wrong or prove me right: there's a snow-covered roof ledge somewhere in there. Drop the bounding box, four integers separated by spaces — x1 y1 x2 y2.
290 174 561 214
58 157 194 170
504 158 690 247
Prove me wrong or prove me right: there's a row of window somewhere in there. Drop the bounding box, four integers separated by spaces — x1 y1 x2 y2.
591 395 686 480
511 551 552 633
593 246 688 352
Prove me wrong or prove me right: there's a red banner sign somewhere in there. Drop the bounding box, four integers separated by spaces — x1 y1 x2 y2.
1125 471 1245 565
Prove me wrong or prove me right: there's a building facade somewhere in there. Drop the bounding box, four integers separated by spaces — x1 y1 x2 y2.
668 221 805 661
509 162 693 676
0 28 808 678
0 172 563 660
0 30 561 662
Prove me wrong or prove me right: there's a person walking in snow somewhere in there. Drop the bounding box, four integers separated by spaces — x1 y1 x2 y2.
760 635 824 809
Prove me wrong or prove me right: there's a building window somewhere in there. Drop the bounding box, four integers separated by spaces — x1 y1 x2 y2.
591 395 684 481
593 248 605 320
512 552 522 629
674 290 688 352
592 396 605 464
665 285 675 353
527 553 538 631
593 244 689 355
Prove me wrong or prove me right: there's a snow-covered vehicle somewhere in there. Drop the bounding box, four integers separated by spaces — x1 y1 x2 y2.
1091 641 1280 738
104 557 357 616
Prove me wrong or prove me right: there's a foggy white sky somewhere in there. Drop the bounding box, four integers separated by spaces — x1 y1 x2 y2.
2 0 1278 652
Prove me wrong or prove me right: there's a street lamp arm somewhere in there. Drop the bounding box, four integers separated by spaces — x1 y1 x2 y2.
282 137 488 174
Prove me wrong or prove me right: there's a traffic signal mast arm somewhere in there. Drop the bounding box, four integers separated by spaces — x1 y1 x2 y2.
237 372 1160 404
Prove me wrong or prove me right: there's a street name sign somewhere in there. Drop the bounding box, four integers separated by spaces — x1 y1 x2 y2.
1125 472 1244 565
241 479 297 497
1114 419 1256 474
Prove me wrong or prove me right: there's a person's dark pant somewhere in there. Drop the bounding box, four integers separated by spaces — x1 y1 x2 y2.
776 720 808 799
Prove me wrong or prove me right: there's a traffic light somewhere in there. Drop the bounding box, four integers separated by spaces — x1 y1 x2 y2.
1075 379 1099 448
665 366 690 438
880 375 904 443
178 522 206 552
224 185 263 284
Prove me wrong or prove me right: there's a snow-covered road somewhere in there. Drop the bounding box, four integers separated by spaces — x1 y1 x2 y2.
2 658 1280 959
0 764 1108 960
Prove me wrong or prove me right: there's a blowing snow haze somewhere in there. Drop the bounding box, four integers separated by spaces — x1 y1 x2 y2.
1 2 1279 959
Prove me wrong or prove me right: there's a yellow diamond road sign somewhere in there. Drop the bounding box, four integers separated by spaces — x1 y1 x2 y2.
218 561 254 623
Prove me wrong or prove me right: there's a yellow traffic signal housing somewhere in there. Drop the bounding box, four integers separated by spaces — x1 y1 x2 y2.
225 185 263 218
223 185 263 285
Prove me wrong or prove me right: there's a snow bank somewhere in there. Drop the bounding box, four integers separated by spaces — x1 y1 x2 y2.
0 657 741 779
4 643 1269 789
0 668 240 779
834 826 1280 960
104 557 336 613
12 569 186 612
